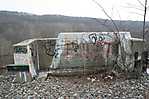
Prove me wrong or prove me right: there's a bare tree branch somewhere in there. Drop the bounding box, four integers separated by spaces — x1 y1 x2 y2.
92 18 115 32
137 0 145 7
123 5 144 11
128 11 144 16
126 3 144 9
92 0 119 32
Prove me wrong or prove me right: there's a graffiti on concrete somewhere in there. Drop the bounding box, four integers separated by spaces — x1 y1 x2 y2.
64 41 79 52
42 41 79 59
88 33 97 44
43 40 56 56
50 33 113 62
15 46 27 54
53 48 60 58
50 32 126 69
89 33 113 46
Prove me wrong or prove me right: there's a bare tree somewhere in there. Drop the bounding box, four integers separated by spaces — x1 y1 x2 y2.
143 0 147 42
124 0 148 41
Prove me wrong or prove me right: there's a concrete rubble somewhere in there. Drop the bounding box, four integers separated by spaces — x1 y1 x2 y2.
0 72 149 99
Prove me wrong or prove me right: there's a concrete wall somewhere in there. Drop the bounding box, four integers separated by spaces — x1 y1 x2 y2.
51 32 118 69
37 40 56 70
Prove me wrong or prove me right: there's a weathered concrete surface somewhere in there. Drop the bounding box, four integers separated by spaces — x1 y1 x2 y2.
0 71 149 99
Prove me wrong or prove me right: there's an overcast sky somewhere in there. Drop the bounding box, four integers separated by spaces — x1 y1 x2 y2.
0 0 148 21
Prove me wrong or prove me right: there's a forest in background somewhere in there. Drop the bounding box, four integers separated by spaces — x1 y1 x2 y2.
0 11 149 65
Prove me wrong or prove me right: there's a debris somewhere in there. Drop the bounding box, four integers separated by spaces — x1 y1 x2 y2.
91 78 96 82
0 72 149 98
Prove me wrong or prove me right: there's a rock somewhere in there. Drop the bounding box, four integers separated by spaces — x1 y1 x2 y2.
0 72 149 98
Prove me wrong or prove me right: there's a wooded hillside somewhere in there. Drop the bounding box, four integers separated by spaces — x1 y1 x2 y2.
0 11 149 65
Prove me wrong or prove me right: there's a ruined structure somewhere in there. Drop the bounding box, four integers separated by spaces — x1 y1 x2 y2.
50 32 144 71
7 38 57 81
7 32 146 81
